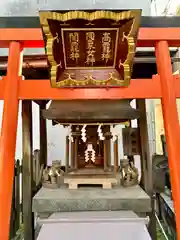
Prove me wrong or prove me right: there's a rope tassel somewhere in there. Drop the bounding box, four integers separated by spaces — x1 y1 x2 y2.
85 143 96 163
110 125 117 142
81 124 87 142
66 125 73 142
97 124 105 140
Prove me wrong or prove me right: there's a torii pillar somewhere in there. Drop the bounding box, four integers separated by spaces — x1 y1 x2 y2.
155 41 180 239
0 42 22 240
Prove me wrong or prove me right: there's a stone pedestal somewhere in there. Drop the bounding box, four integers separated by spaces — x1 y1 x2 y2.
33 185 151 216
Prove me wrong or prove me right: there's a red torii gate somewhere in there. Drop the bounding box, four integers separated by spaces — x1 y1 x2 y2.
0 27 180 239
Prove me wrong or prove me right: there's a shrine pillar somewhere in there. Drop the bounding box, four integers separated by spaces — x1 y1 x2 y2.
106 138 111 167
71 141 75 168
103 139 107 170
114 138 118 173
39 101 47 166
65 136 69 173
0 41 22 240
74 136 78 169
155 41 180 239
22 100 34 239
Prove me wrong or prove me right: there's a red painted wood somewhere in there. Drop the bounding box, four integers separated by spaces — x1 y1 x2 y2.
0 28 180 48
16 77 161 100
0 42 22 240
155 41 180 240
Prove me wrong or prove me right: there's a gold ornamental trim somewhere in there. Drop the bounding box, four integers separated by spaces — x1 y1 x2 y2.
56 72 124 87
40 10 138 25
119 34 135 86
40 10 141 87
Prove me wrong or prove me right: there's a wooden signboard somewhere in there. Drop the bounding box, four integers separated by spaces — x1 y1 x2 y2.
39 10 141 88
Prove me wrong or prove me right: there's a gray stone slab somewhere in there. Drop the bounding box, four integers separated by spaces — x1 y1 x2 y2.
33 185 151 213
37 211 151 240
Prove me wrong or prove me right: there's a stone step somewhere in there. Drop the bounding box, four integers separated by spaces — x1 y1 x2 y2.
64 176 117 189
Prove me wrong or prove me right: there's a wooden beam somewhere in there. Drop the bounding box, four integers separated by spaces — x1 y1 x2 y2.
0 75 180 100
22 100 34 240
16 77 161 100
1 28 180 47
137 28 180 47
0 77 160 100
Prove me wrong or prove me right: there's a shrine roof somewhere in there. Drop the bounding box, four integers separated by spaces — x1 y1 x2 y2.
43 100 140 124
0 16 180 28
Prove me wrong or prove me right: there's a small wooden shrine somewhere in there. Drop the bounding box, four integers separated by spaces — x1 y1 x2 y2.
42 99 141 189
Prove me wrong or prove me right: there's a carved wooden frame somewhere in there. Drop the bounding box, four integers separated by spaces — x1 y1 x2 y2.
39 10 141 87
